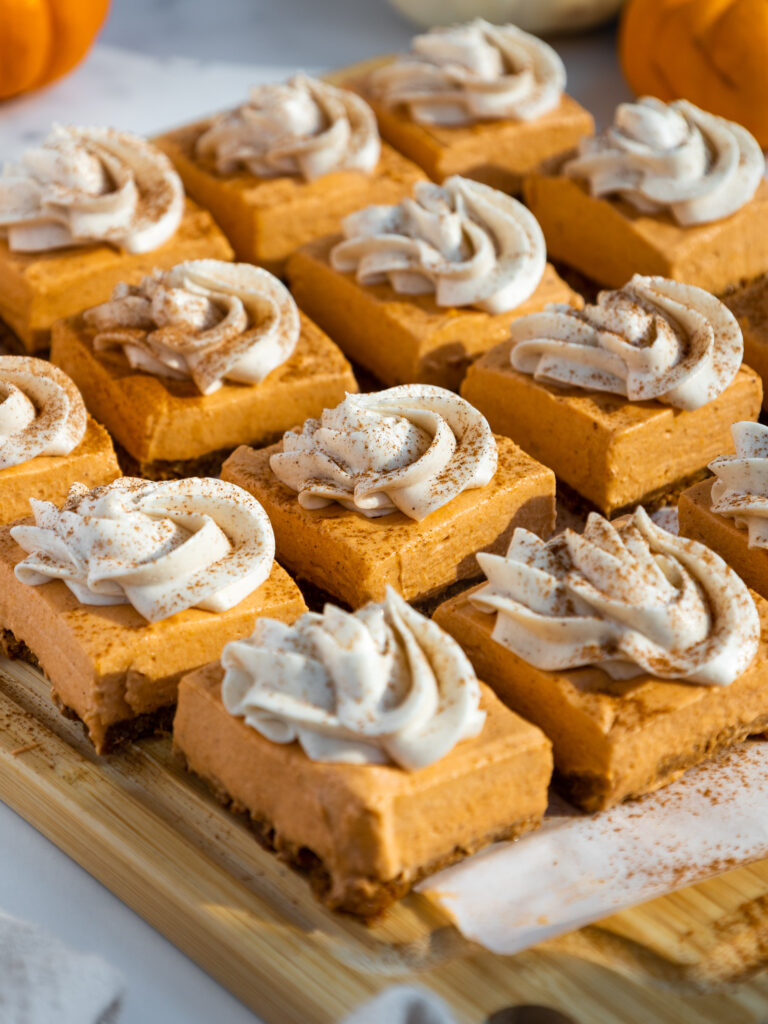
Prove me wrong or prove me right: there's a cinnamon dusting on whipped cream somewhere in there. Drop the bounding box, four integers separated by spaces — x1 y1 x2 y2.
472 506 759 686
269 383 497 521
563 97 763 226
196 74 380 181
508 274 743 410
710 421 768 548
330 175 546 314
367 19 565 127
83 260 300 395
11 477 275 622
220 586 485 769
0 357 86 469
0 125 184 253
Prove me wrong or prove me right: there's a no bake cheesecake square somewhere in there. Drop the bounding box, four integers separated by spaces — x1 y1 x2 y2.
679 478 768 601
287 235 582 391
174 662 552 918
434 584 768 812
155 124 426 277
0 200 234 354
523 174 768 294
50 310 357 480
221 436 556 608
339 58 594 194
0 526 307 754
0 417 120 527
461 343 763 516
366 94 593 195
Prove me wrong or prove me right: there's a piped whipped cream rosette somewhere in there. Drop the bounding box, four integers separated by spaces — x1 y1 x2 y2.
367 19 565 127
221 586 485 770
11 477 275 623
83 260 300 395
471 507 759 686
563 96 764 227
269 384 497 521
710 421 768 548
196 73 380 181
330 176 546 314
0 125 184 253
0 357 86 469
508 275 742 410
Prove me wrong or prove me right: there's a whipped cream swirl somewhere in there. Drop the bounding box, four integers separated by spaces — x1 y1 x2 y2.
270 384 497 521
11 477 275 623
196 74 380 181
330 176 546 314
0 357 86 469
221 586 485 770
471 507 759 686
563 97 764 227
710 421 768 548
83 260 300 395
508 275 742 411
0 125 184 253
367 19 565 126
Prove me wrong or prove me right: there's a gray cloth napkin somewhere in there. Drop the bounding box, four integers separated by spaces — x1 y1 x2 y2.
342 986 457 1024
0 911 123 1024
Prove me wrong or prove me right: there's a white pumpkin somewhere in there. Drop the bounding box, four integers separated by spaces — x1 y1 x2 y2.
387 0 624 35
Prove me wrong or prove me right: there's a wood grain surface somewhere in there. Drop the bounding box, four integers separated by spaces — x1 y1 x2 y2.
2 656 768 1024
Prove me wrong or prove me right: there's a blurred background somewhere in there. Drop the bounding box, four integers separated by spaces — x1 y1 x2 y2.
2 0 628 161
100 0 624 66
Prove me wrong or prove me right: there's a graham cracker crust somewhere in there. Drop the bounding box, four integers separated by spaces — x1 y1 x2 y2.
113 440 264 483
0 319 26 356
296 573 478 616
551 259 601 305
0 627 39 666
558 714 768 813
723 274 768 325
556 466 712 524
54 695 176 754
177 750 540 921
0 626 174 754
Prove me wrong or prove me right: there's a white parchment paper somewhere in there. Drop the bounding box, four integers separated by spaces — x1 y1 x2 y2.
418 739 768 954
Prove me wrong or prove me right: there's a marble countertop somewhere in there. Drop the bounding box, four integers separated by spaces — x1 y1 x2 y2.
0 4 629 1023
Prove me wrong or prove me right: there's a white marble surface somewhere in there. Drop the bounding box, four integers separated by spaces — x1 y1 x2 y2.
0 4 628 1023
0 800 260 1024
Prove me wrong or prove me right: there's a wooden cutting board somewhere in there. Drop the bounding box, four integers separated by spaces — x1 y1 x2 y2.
3 655 768 1024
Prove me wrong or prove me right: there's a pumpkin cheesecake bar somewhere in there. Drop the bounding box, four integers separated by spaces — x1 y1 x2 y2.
288 176 581 391
524 97 768 293
344 19 593 193
435 508 768 812
462 275 762 516
679 422 768 600
155 74 425 276
0 357 119 525
0 125 233 353
51 260 357 480
222 384 555 608
0 477 306 753
174 588 552 917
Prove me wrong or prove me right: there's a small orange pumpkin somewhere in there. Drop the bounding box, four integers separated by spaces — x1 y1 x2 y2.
0 0 110 101
619 0 768 147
